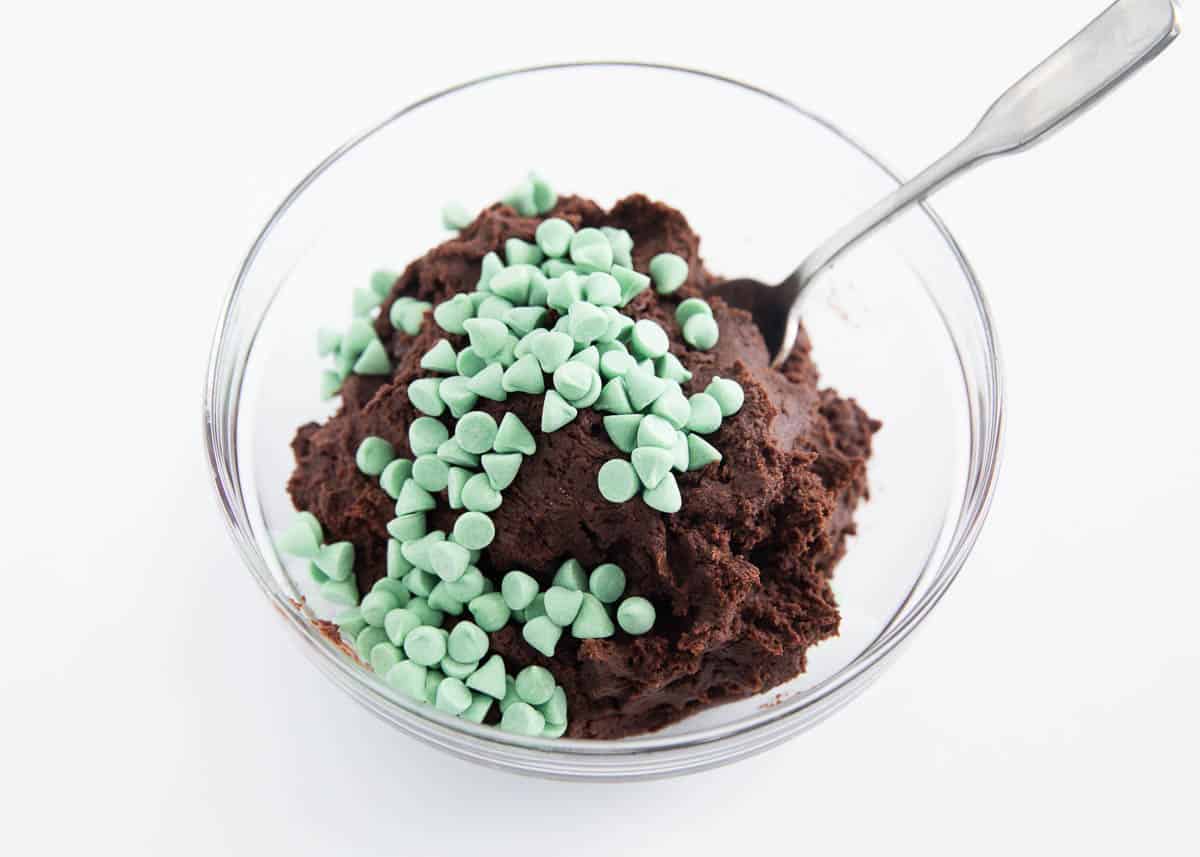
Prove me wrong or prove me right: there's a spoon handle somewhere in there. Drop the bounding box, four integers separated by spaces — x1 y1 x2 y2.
795 0 1182 285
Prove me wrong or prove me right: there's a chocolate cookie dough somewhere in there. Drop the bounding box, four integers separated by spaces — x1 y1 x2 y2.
289 193 879 739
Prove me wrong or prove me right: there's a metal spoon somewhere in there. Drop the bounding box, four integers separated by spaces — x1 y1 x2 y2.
710 0 1182 368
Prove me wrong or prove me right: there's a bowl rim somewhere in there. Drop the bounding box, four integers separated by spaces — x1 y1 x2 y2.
204 61 1005 773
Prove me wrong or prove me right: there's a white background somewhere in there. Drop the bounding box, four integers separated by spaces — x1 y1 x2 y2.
3 1 1197 854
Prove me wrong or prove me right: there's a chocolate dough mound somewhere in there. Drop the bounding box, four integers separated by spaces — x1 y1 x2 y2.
289 194 879 739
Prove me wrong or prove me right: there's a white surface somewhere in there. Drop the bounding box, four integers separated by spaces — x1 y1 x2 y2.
3 1 1197 853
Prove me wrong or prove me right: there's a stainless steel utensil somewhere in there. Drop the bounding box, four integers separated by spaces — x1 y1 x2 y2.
709 0 1182 367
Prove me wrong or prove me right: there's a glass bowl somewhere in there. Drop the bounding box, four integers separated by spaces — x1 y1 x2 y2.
204 63 1003 781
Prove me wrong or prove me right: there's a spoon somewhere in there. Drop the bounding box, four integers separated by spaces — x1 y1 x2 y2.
710 0 1182 368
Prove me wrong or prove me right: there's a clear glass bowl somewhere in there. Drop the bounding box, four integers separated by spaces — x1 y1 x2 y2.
204 63 1003 781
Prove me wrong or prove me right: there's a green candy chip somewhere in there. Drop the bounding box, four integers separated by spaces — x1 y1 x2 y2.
452 511 495 550
544 586 584 626
481 452 522 491
571 593 614 639
355 436 395 476
334 607 368 640
462 317 509 359
530 172 557 214
531 330 575 373
584 272 621 308
434 294 475 336
705 376 745 416
403 626 447 667
568 300 610 345
321 578 359 606
461 473 502 513
370 642 404 675
442 201 472 230
319 370 342 400
488 267 530 304
541 391 577 433
539 686 568 727
617 596 656 635
395 479 437 516
655 352 693 384
515 666 556 706
675 297 712 327
455 411 499 455
429 540 471 582
632 447 673 490
461 693 495 724
670 430 690 472
442 566 486 602
686 433 722 470
602 226 634 268
501 570 539 611
384 608 421 646
650 386 691 429
440 657 478 681
630 319 670 360
438 377 479 418
522 616 563 657
412 455 449 492
315 541 354 581
636 414 677 450
597 459 639 503
468 593 512 633
447 466 470 509
456 346 487 378
436 438 480 469
407 378 445 417
387 512 426 543
466 363 507 402
505 237 544 267
589 563 626 603
420 340 459 375
448 621 490 663
600 349 636 380
648 252 688 294
369 269 398 298
685 393 722 434
535 218 574 258
504 306 548 337
611 264 651 306
569 227 613 273
553 361 594 402
385 660 428 702
594 378 633 415
355 626 389 661
683 314 719 350
500 701 546 736
642 471 682 514
278 513 321 558
466 654 508 700
494 412 537 455
501 354 545 395
353 288 381 317
379 458 413 499
406 596 444 627
623 365 667 412
436 677 473 715
409 417 449 456
552 559 588 591
477 251 504 291
602 414 643 454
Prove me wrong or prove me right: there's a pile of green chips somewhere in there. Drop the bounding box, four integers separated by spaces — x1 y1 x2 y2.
284 175 751 738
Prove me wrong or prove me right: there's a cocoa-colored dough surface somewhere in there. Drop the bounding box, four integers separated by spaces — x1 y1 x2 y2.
289 194 879 739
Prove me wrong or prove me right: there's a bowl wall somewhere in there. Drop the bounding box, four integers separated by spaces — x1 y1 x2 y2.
206 64 1003 780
